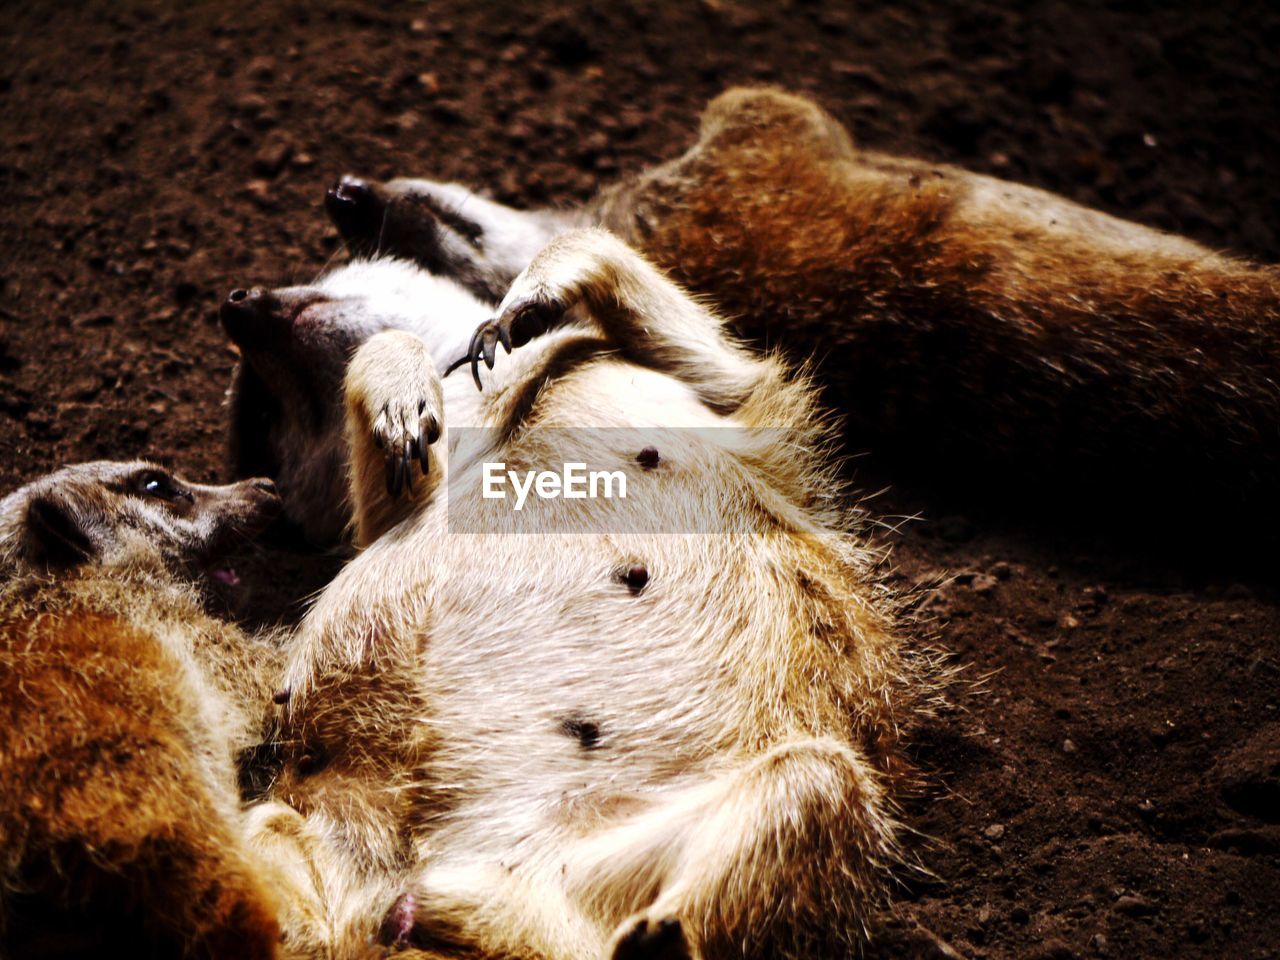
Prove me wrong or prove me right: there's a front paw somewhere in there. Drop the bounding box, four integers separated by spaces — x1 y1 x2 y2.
346 331 444 497
446 228 626 390
451 295 568 390
372 393 441 497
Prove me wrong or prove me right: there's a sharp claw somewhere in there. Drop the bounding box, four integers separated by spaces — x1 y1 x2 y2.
392 449 406 497
443 353 469 378
402 441 414 496
469 327 484 391
385 453 398 498
482 327 497 370
424 415 441 446
497 324 511 354
419 433 431 475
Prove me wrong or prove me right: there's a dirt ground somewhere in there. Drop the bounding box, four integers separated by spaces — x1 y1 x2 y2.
2 1 1278 958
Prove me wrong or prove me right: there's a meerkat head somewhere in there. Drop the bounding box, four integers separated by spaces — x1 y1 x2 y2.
0 461 279 580
324 175 569 303
221 258 490 545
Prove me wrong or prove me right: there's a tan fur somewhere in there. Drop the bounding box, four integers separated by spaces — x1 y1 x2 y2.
0 462 286 957
242 232 936 959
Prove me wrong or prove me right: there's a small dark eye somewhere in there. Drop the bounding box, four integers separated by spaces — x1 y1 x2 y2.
134 470 187 502
296 748 329 777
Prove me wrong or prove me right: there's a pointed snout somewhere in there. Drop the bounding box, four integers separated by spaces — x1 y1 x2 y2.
200 474 280 509
233 474 283 524
327 175 374 209
220 286 282 346
245 476 279 499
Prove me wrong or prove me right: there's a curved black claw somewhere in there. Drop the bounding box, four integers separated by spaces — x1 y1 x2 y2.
409 440 420 494
381 411 437 498
443 351 470 379
386 448 405 498
454 297 567 392
482 326 498 370
468 326 485 390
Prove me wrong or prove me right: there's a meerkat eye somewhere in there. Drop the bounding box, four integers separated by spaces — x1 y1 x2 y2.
296 746 329 777
133 470 189 502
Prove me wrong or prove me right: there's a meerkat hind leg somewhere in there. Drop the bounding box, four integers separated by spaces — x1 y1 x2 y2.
583 738 893 960
398 739 890 960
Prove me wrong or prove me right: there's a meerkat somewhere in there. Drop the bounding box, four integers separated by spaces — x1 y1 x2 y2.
224 229 936 959
0 461 288 958
323 87 1280 543
223 257 492 545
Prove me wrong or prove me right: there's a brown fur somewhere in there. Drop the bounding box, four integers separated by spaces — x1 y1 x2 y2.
330 88 1280 544
0 463 285 958
0 600 279 958
594 89 1280 532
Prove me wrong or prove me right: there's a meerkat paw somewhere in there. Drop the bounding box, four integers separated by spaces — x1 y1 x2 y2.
450 292 569 389
371 392 442 498
448 228 628 389
346 330 444 497
608 915 694 960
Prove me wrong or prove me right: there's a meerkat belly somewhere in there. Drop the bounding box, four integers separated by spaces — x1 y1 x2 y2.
335 525 781 859
292 520 778 832
418 531 759 782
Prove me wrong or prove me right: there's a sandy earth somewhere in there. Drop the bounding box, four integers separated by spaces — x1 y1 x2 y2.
1 2 1277 957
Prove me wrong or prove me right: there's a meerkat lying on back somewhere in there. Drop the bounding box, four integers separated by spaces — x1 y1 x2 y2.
325 87 1280 543
0 462 285 958
222 229 935 958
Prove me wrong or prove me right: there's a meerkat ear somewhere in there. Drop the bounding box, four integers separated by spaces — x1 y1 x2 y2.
25 494 96 567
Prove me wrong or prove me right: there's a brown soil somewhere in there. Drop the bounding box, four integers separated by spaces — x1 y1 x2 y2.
2 2 1277 958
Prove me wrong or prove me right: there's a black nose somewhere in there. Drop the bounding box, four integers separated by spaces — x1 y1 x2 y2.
329 175 372 207
220 286 279 345
325 175 383 242
244 476 282 517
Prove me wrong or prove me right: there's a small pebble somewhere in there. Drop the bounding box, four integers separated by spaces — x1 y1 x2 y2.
971 573 999 596
1114 894 1156 917
252 137 294 177
244 179 275 208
